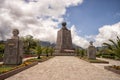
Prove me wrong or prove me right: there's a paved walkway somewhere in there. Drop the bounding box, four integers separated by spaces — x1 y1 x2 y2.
6 56 120 80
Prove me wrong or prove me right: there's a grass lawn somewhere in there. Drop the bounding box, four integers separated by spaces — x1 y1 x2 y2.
78 57 109 63
0 65 17 74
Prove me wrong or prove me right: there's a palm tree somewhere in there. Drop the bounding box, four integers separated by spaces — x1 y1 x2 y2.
45 46 49 57
103 36 120 58
49 47 54 56
36 45 42 59
75 48 80 56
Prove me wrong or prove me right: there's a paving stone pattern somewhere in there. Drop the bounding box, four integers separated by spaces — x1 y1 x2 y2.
6 56 120 80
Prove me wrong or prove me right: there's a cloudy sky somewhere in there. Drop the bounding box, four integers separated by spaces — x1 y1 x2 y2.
0 0 120 48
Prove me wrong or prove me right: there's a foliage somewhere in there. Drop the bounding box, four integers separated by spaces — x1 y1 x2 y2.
75 48 80 56
103 36 120 59
0 44 5 54
44 46 49 57
111 65 120 70
75 48 85 57
0 44 5 58
102 55 115 59
87 59 109 63
49 47 54 56
0 65 16 74
80 57 109 63
0 56 54 75
26 56 54 62
21 35 39 54
79 49 85 57
35 45 43 59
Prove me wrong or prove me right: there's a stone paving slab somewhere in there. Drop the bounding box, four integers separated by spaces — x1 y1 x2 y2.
5 56 120 80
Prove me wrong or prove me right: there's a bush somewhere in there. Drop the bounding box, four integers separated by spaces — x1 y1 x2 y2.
96 53 102 57
102 55 115 59
0 44 5 54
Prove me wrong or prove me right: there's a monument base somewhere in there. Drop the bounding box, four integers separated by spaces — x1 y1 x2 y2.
4 39 23 65
54 49 75 56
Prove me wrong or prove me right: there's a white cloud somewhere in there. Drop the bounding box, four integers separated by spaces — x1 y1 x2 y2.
0 0 83 43
71 25 89 48
78 22 120 48
94 22 120 47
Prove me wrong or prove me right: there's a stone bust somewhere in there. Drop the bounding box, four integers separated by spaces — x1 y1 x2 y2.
89 41 93 46
87 41 96 59
11 29 19 39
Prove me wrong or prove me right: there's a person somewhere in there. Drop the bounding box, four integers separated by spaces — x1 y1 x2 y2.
12 29 19 39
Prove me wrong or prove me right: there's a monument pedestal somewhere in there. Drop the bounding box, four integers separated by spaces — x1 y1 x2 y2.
54 50 75 56
55 22 75 56
87 41 96 59
4 39 23 65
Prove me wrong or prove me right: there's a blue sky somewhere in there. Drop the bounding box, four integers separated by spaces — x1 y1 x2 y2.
64 0 120 36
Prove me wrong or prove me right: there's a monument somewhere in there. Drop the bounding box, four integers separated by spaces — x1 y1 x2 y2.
56 22 74 55
4 29 23 65
87 41 96 59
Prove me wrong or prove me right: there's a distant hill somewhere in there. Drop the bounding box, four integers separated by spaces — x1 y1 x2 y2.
39 41 56 47
96 46 108 51
0 40 83 49
72 44 83 49
39 41 83 49
0 40 5 44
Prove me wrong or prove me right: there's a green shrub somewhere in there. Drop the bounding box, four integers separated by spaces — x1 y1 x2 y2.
102 55 115 59
103 36 120 59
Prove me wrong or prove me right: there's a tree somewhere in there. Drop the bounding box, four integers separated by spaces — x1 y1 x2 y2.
75 48 80 56
36 45 42 59
80 49 85 57
49 47 54 56
45 46 49 57
0 44 5 58
21 35 38 54
103 36 120 58
0 44 5 54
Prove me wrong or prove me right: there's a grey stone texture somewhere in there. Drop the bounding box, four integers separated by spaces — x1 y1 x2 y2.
87 41 96 59
56 22 73 53
4 29 23 65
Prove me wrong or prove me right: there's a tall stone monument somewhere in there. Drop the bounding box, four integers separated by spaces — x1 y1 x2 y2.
87 41 96 59
4 29 23 65
56 22 74 54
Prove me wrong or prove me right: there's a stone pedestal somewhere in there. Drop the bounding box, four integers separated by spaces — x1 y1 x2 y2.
87 42 96 59
4 39 23 65
4 29 23 65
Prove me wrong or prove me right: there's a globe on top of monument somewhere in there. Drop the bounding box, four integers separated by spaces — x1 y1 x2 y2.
62 22 67 30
